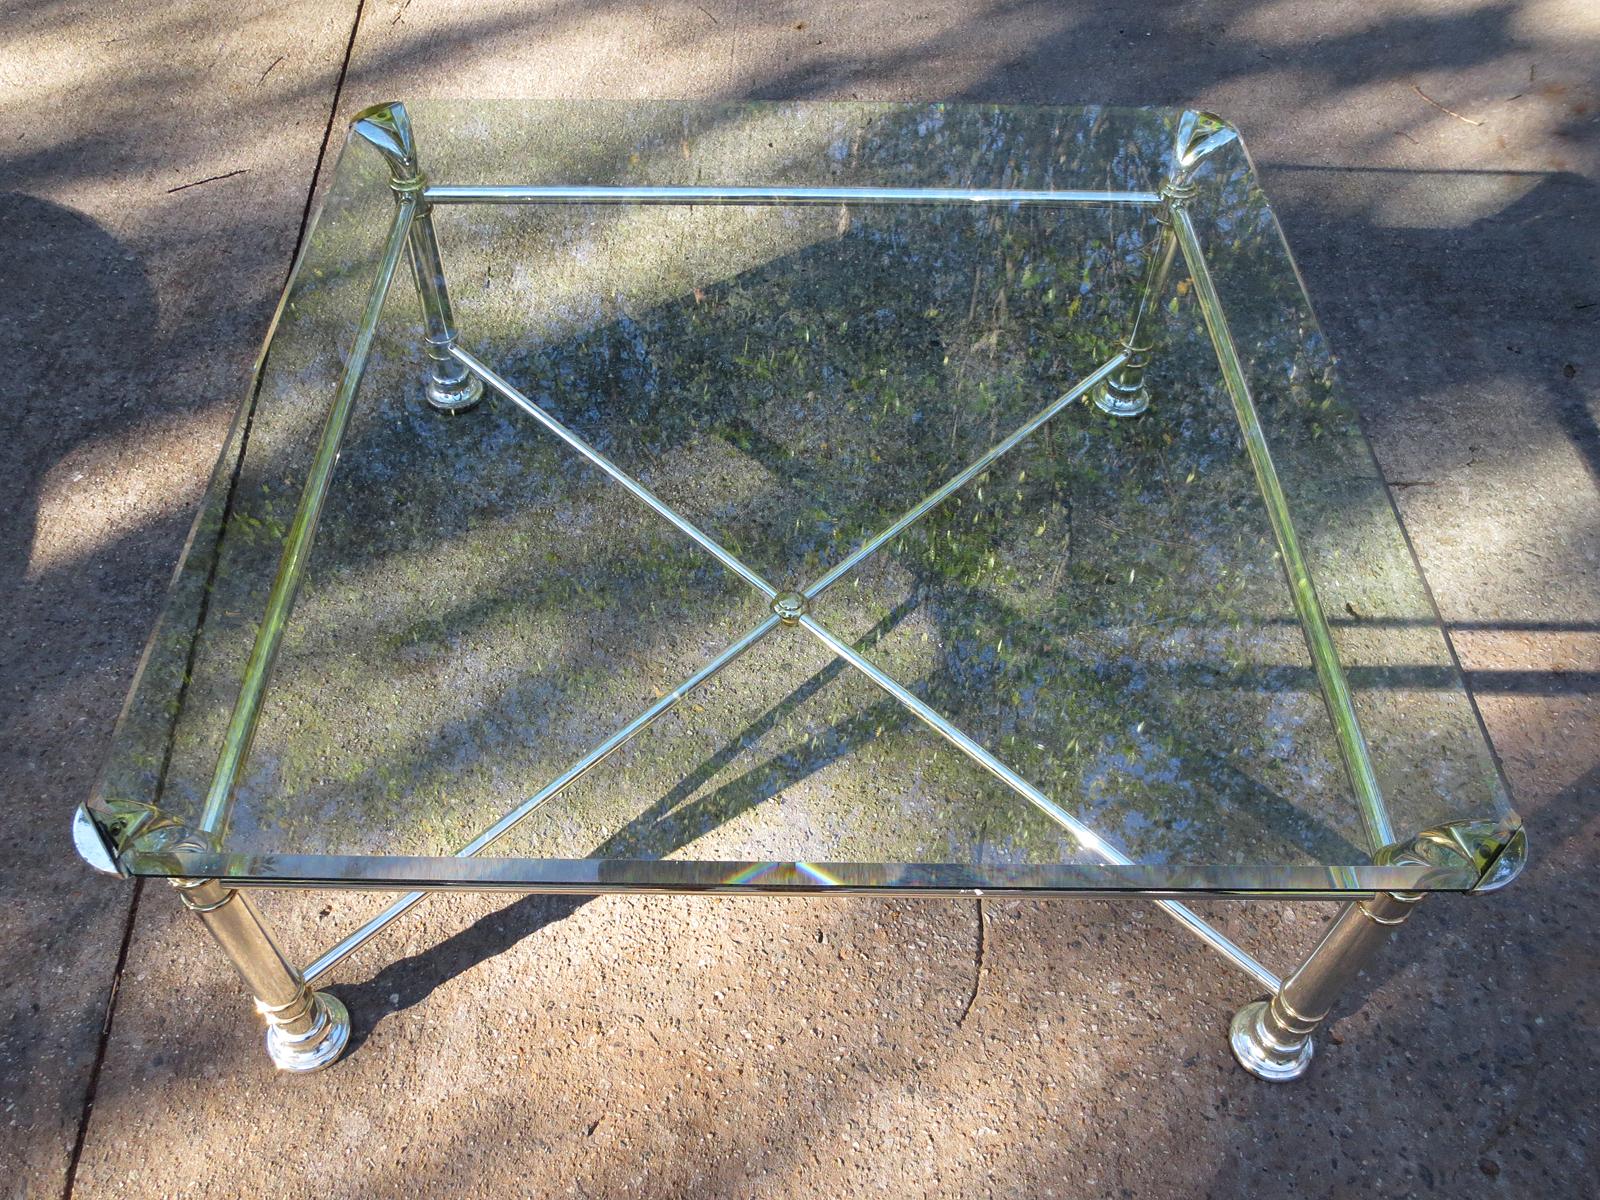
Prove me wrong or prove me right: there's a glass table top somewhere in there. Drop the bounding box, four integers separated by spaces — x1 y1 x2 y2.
86 102 1520 894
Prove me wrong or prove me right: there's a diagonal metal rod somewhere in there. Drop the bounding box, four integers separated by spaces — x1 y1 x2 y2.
304 346 1125 973
301 348 1118 976
304 347 1278 990
451 344 781 600
199 195 419 837
1170 206 1395 855
805 353 1126 601
796 612 1282 993
423 184 1163 208
304 613 782 983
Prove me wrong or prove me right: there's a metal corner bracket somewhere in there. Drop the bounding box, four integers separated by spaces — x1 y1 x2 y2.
72 803 125 876
1381 820 1527 895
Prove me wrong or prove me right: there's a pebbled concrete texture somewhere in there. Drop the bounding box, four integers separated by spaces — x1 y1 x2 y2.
3 1 1596 1197
0 3 360 1196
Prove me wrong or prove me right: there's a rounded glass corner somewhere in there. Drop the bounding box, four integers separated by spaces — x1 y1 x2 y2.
82 101 1524 905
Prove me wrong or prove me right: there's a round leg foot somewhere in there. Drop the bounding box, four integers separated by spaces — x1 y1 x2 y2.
426 371 484 414
1229 999 1314 1082
1093 379 1149 418
265 991 351 1073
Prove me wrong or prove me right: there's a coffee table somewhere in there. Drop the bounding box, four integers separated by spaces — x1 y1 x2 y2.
76 101 1524 1080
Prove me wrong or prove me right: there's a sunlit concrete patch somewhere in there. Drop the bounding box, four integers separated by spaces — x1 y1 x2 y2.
36 2 1600 1198
25 417 217 583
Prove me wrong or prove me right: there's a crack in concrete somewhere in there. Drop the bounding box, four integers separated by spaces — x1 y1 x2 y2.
56 1 372 1193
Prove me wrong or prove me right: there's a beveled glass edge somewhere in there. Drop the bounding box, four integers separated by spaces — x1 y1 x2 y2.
121 848 1493 895
403 98 1188 192
82 125 395 858
1189 123 1525 838
78 103 1528 886
80 397 248 852
82 248 297 858
197 192 419 839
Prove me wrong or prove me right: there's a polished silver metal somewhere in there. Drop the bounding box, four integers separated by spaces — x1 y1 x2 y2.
794 613 1282 993
424 184 1162 207
1386 820 1528 895
346 102 421 180
1093 218 1177 417
1094 111 1239 418
198 194 419 838
142 850 1471 897
771 591 808 625
175 876 350 1071
1471 825 1528 893
1230 890 1419 1081
1171 110 1241 175
1172 203 1395 855
1225 817 1520 1081
452 344 781 599
72 803 123 876
352 102 483 413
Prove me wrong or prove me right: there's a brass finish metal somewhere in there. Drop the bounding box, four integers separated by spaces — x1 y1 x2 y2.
1230 890 1419 1081
352 101 483 413
175 877 350 1071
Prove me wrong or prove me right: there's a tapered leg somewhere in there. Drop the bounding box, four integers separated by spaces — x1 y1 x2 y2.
1096 110 1240 418
406 211 483 412
175 878 351 1072
1095 215 1179 417
1230 890 1419 1081
350 100 483 413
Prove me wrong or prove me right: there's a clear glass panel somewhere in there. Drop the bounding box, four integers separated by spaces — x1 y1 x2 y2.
489 632 1088 870
88 137 398 850
1183 138 1514 844
88 102 1518 893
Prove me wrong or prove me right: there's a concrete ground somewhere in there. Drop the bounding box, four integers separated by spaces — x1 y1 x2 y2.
2 1 1595 1197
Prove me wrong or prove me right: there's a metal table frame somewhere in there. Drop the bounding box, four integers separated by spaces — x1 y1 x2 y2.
74 102 1525 1081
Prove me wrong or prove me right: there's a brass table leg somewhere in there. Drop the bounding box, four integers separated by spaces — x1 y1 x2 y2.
175 878 350 1072
1230 890 1419 1081
351 101 484 413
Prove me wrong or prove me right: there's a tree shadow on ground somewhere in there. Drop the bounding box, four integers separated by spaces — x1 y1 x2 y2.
19 1 1598 1196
